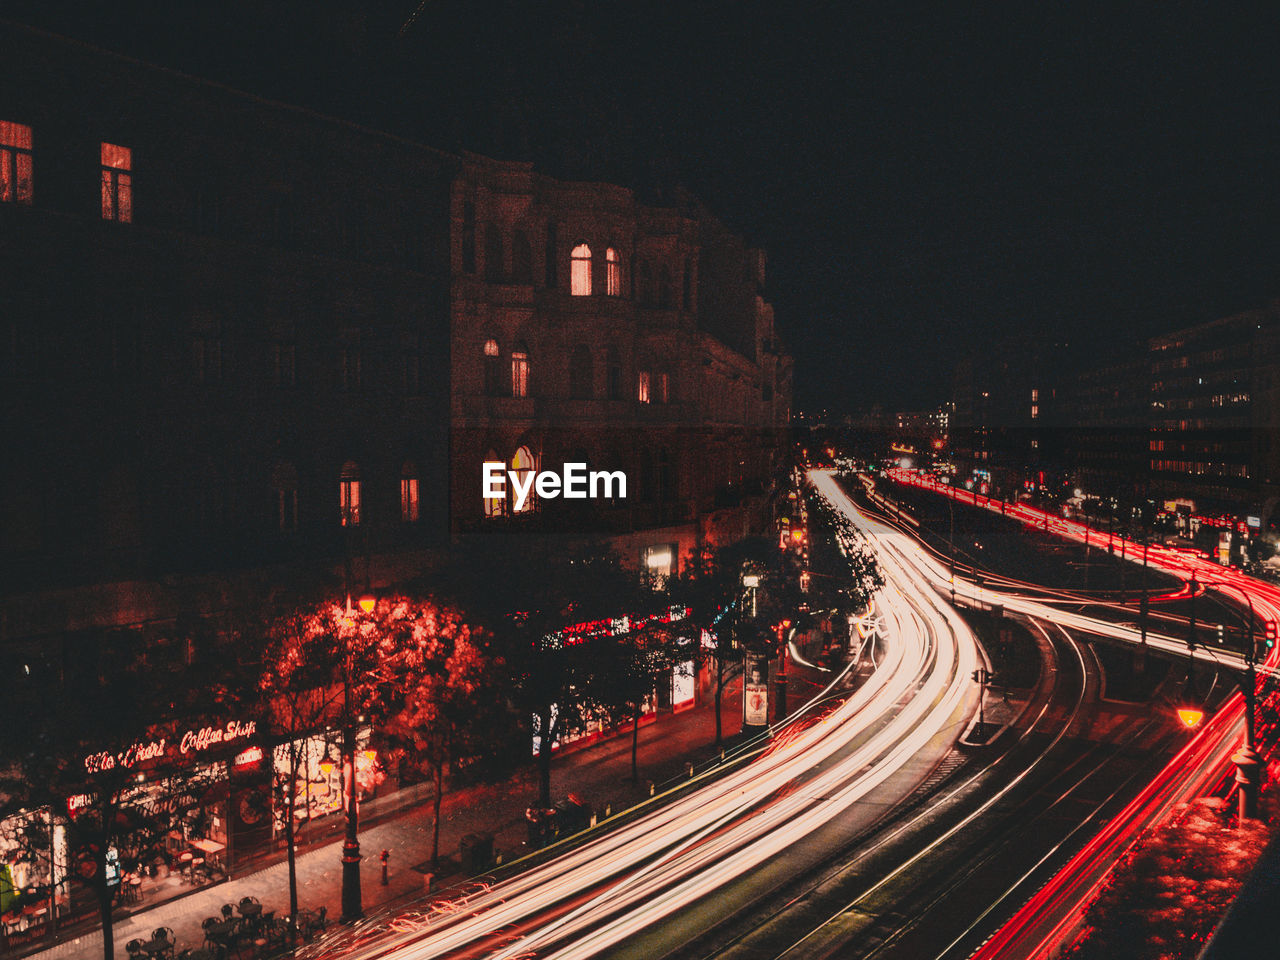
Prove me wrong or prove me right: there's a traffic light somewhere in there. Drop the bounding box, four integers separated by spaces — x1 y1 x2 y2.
1216 624 1225 644
1265 621 1277 650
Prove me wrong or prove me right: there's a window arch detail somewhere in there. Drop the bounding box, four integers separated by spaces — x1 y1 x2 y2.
571 243 592 296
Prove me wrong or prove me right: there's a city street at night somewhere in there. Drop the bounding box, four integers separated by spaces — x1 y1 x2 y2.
5 5 1280 960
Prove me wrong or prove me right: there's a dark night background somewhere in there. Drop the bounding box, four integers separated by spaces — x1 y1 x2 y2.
10 0 1280 411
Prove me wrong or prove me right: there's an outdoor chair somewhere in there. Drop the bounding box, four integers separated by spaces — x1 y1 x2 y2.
126 939 145 958
220 904 234 920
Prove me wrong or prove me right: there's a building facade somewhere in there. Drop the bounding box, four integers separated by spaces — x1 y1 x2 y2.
448 154 793 573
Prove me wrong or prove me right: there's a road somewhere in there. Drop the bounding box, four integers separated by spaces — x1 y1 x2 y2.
301 473 982 960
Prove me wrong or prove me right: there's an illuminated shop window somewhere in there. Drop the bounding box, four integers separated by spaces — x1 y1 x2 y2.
606 247 621 297
339 461 361 526
511 341 530 398
100 142 132 222
0 121 33 205
571 243 592 296
637 370 650 403
400 462 420 522
511 446 537 513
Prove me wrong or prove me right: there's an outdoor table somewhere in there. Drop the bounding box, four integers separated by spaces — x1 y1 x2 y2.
238 902 262 920
139 938 173 957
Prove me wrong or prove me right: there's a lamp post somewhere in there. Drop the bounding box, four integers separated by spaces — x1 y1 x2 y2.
339 591 375 923
1216 580 1260 820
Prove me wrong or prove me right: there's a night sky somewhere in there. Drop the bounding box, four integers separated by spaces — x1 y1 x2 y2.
12 1 1280 411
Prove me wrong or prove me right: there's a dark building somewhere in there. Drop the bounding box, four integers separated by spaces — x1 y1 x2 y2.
1 22 455 908
1148 304 1280 535
1060 353 1149 504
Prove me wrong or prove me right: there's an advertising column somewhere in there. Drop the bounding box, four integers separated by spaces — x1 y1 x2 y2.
742 652 770 729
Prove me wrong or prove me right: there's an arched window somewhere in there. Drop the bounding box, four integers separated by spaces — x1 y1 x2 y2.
570 243 592 296
512 229 533 283
400 461 419 523
483 449 506 518
637 369 651 404
339 461 361 526
569 344 593 399
511 340 530 398
483 338 503 396
606 346 622 401
484 225 504 282
657 370 671 404
605 247 621 297
657 264 673 308
511 445 537 513
271 461 298 532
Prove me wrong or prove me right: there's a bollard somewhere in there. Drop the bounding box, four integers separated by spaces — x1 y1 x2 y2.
686 761 695 778
647 780 655 797
603 803 611 818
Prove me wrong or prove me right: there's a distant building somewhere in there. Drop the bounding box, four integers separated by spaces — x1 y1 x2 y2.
1148 303 1280 532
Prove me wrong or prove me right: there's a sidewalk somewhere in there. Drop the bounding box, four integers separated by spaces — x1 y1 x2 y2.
22 686 745 960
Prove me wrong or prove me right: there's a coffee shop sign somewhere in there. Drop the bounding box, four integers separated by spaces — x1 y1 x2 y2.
84 720 258 774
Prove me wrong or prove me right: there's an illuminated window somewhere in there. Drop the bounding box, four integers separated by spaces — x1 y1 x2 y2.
339 462 361 526
1030 404 1039 419
0 122 33 205
483 338 503 396
637 370 651 403
569 344 593 399
401 462 420 523
272 462 298 532
1030 388 1039 402
511 341 530 397
571 243 592 296
100 142 132 222
511 446 537 513
606 247 621 296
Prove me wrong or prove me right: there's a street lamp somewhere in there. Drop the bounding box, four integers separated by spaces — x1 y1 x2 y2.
1212 579 1261 820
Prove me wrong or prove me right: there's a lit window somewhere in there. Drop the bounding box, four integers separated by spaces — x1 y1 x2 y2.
0 121 33 205
1030 404 1039 419
638 370 651 403
511 446 536 513
483 338 503 396
511 341 529 398
1030 388 1039 402
100 142 132 222
401 462 420 523
339 461 361 526
606 247 621 296
571 243 592 296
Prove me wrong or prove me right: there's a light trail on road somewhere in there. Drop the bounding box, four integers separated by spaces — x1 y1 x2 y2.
873 469 1280 960
303 473 983 960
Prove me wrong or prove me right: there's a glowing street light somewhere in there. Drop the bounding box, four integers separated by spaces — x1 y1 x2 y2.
1176 706 1205 730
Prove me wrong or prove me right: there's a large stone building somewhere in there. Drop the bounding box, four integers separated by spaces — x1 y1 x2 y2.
448 153 792 574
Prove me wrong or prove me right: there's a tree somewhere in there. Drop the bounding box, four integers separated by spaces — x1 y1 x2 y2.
439 535 642 808
0 628 233 960
381 622 499 872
